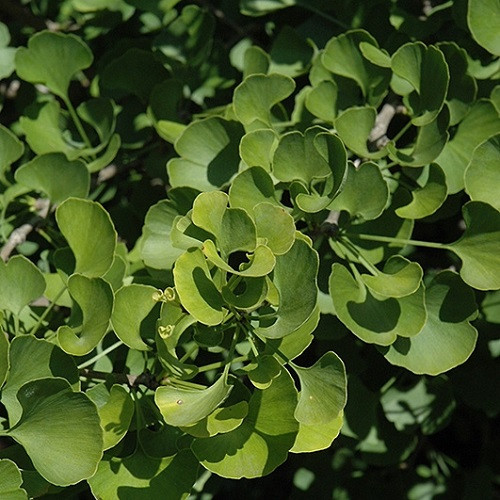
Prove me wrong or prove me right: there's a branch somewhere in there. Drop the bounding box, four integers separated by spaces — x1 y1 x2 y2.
368 101 406 150
0 199 50 262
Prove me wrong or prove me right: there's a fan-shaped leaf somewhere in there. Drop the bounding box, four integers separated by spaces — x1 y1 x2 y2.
291 412 343 453
155 370 232 427
464 136 500 211
329 263 426 346
256 239 318 339
292 351 347 425
57 274 113 356
253 202 295 255
15 31 92 99
56 198 117 277
448 201 500 290
468 0 500 56
239 128 278 170
0 459 28 500
0 124 24 181
6 378 102 486
111 284 157 350
191 368 298 478
382 271 478 374
15 153 89 205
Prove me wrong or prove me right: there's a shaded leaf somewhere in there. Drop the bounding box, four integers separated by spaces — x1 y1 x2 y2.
0 459 28 500
305 80 338 122
0 124 24 181
0 322 8 388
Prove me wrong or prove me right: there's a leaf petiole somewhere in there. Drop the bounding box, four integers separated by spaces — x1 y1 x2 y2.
346 232 448 250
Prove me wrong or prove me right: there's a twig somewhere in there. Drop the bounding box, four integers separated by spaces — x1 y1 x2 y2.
368 101 406 150
0 199 50 262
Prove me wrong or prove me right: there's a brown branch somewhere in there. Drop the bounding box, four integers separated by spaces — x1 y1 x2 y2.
0 199 50 262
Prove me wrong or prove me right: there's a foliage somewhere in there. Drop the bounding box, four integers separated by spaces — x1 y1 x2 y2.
0 0 499 498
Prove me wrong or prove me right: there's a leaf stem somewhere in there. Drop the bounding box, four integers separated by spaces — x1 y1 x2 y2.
391 120 413 144
77 340 124 369
197 355 248 374
345 232 447 250
338 237 380 276
62 96 94 156
179 343 199 364
30 285 67 336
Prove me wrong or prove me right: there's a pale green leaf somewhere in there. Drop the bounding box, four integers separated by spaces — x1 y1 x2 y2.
0 124 24 181
291 412 343 453
468 0 500 56
0 459 28 500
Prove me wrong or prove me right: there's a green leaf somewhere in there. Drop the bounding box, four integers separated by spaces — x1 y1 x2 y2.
434 99 500 193
291 412 343 453
390 42 449 126
272 128 332 183
77 97 116 144
239 129 278 171
0 323 7 388
245 354 282 390
382 271 478 375
173 248 226 326
329 161 388 220
202 240 276 277
15 31 92 99
87 384 134 450
6 378 102 486
0 336 79 426
56 198 117 277
334 106 388 159
464 136 500 211
380 377 455 435
292 351 347 425
100 48 169 102
192 191 229 239
322 30 390 105
111 284 158 350
361 256 423 298
395 163 448 219
0 256 45 316
329 263 426 346
269 26 313 77
0 459 28 500
468 0 500 56
191 368 299 478
387 106 450 166
168 118 244 191
305 80 338 122
240 0 295 16
88 449 199 499
57 274 113 356
140 200 189 270
19 100 76 158
155 370 232 427
256 239 318 339
0 124 24 181
228 167 280 213
0 23 16 79
242 45 270 77
448 201 500 290
253 203 296 255
15 153 90 205
233 73 295 128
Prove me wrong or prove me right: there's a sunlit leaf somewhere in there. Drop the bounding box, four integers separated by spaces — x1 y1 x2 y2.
155 370 232 427
0 336 79 425
253 202 295 255
448 201 500 290
56 198 117 277
256 239 318 339
468 0 500 56
192 368 299 478
292 351 347 425
111 284 157 350
0 256 45 316
239 128 278 170
57 274 113 356
0 459 28 499
291 412 343 453
382 271 478 374
395 163 448 219
5 378 102 486
87 384 134 450
15 153 89 205
15 31 92 99
305 80 338 122
464 135 500 211
329 263 426 346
